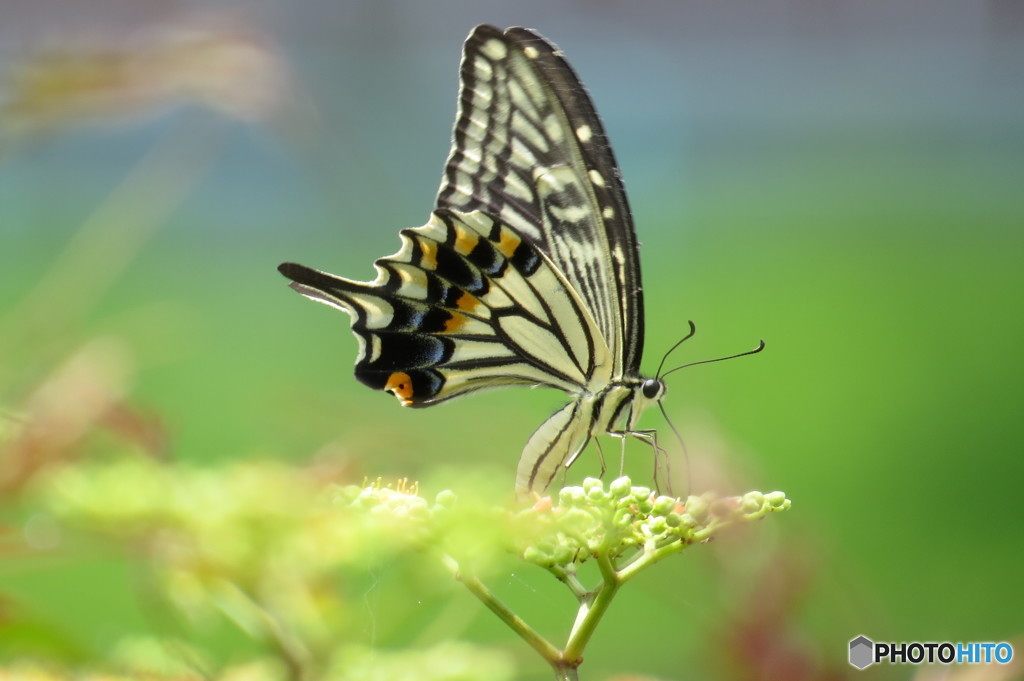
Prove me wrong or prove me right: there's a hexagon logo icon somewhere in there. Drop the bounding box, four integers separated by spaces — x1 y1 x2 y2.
849 635 874 669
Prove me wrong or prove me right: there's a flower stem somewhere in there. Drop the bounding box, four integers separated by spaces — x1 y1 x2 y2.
562 551 622 663
553 663 580 681
440 553 563 664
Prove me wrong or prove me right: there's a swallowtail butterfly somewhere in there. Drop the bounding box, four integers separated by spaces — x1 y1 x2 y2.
279 25 675 494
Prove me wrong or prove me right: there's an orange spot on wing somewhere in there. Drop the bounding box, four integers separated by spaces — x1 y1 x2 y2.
495 227 521 258
385 372 415 405
443 311 467 332
454 225 479 255
419 240 438 269
455 291 478 312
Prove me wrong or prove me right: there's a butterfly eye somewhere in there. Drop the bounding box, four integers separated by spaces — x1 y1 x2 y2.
641 378 663 400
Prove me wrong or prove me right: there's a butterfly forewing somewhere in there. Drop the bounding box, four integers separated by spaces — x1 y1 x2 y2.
437 25 644 378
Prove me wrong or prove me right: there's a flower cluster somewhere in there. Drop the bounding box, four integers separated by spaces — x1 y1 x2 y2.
336 475 790 576
29 459 789 679
512 477 790 571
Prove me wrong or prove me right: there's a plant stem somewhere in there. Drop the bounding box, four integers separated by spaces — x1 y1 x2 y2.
440 553 563 664
553 663 580 680
562 551 622 663
214 580 313 681
544 564 588 599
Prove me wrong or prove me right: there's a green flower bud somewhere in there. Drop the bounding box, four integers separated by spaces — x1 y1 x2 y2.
559 486 586 507
608 476 632 499
766 491 788 507
652 495 676 516
523 545 549 565
741 491 765 514
685 497 708 524
407 503 430 522
434 489 458 508
560 508 596 535
552 545 576 566
647 516 668 535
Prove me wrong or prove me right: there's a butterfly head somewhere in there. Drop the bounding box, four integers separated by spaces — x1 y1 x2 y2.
640 377 666 402
629 376 668 428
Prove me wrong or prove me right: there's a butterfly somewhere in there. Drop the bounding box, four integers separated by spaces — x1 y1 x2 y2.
280 25 676 495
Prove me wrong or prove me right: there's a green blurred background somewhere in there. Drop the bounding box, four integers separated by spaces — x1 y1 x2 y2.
2 0 1022 679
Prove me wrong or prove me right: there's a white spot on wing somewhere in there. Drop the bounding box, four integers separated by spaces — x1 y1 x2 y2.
612 244 626 266
588 169 606 187
549 203 592 223
576 125 592 143
544 114 564 144
482 39 507 60
602 206 615 219
523 45 539 59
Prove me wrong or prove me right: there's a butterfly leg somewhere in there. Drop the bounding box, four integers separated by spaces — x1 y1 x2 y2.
592 437 608 480
607 428 674 495
620 431 628 477
636 429 676 496
603 430 629 477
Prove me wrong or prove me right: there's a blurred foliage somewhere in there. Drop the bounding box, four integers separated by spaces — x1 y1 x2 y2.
7 456 786 680
5 453 522 679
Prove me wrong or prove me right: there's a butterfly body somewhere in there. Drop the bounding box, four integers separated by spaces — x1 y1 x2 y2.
280 25 665 494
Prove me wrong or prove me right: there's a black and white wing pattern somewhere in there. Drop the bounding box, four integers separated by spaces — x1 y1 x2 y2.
279 25 665 495
436 25 644 379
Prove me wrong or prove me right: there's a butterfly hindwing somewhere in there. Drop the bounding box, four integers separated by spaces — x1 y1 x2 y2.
279 208 607 406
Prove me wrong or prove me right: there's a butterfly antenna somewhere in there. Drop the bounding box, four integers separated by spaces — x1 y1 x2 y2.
660 339 766 380
655 320 697 378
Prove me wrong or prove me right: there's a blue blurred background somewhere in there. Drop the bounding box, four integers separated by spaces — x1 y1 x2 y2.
2 0 1022 679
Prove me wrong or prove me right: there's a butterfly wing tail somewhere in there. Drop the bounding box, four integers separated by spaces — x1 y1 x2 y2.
278 262 359 312
278 261 452 404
